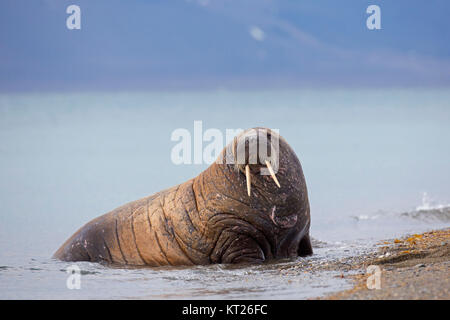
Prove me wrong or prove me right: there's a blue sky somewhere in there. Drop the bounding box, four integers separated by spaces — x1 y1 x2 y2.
1 0 449 91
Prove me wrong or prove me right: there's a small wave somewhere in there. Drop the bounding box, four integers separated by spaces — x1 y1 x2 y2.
310 237 328 248
403 192 450 222
351 193 450 223
351 214 381 221
27 267 43 271
416 192 450 211
59 268 101 275
400 207 450 222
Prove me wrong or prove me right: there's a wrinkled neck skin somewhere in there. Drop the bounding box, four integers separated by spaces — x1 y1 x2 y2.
191 137 310 264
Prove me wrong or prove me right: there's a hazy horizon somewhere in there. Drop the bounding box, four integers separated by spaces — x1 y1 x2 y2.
1 0 450 92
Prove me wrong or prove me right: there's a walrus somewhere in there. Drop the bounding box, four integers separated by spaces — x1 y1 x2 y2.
53 128 312 266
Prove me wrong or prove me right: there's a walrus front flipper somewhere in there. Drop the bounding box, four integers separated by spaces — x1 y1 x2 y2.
211 233 266 264
53 215 114 264
53 234 91 262
298 233 313 257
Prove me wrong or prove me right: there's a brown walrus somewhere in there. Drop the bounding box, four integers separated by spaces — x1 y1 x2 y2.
53 128 312 266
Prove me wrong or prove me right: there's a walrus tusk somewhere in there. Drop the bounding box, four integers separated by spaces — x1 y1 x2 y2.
265 160 281 188
245 164 251 196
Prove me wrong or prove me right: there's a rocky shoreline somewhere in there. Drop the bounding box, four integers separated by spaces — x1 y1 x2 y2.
320 228 449 300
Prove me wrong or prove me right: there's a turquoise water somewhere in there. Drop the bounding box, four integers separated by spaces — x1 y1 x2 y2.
0 88 449 299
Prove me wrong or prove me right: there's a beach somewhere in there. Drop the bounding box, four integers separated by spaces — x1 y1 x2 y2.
321 228 450 300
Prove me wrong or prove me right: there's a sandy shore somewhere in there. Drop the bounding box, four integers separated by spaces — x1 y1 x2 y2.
320 228 449 300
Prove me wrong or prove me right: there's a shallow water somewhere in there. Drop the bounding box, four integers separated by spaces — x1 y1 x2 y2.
0 89 449 299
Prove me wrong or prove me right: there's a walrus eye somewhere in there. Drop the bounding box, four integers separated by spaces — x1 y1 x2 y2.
245 161 280 197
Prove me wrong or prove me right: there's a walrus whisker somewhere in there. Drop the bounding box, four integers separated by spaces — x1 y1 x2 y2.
245 164 251 197
265 160 280 188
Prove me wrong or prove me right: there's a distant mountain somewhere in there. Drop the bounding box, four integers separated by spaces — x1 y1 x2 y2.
1 0 449 91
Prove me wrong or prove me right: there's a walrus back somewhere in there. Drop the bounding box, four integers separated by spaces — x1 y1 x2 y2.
53 179 211 266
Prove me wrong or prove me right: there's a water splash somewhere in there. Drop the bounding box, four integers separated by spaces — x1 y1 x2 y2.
416 192 450 211
400 192 450 222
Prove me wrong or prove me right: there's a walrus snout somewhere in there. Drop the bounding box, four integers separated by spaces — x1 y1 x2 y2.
229 128 281 197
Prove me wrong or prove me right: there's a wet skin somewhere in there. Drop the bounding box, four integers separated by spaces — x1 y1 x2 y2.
53 128 313 266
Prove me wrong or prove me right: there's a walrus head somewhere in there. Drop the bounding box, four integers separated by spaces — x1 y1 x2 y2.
196 127 311 264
